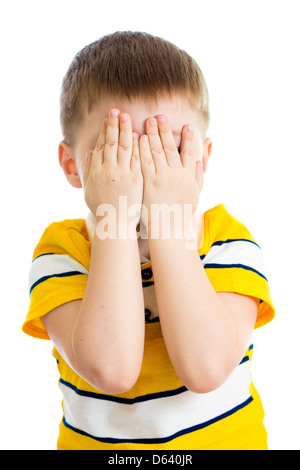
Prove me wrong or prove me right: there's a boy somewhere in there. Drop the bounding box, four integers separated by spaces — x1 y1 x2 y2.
22 31 275 450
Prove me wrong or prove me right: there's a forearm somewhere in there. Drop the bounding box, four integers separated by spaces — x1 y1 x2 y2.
148 231 239 393
72 231 145 393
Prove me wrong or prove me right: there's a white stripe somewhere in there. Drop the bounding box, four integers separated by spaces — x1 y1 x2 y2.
60 360 252 442
202 240 266 277
29 254 88 290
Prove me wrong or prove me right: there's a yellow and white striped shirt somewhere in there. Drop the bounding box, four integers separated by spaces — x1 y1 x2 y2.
22 204 275 450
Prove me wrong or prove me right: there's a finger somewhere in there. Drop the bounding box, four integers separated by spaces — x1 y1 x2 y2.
93 118 107 164
156 114 181 167
130 132 141 172
179 125 196 172
145 118 168 171
118 113 133 168
139 134 155 178
83 151 93 188
104 108 120 165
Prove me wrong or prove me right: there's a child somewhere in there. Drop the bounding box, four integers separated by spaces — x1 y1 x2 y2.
22 31 275 450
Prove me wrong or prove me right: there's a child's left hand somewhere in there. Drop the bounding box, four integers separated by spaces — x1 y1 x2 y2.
139 115 203 235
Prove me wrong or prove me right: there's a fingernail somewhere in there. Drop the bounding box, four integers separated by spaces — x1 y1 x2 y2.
157 115 166 125
110 109 119 119
148 118 157 127
120 113 128 123
186 125 193 132
141 135 148 142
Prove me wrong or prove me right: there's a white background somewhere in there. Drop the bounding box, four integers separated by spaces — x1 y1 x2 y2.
1 0 299 450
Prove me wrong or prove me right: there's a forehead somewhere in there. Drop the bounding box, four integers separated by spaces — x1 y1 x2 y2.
80 95 201 138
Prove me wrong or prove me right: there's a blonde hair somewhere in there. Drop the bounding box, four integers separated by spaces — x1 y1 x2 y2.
60 31 210 145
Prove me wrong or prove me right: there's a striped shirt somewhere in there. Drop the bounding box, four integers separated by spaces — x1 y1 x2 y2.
22 204 275 449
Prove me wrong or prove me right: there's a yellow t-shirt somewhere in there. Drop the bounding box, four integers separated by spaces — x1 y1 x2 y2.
22 204 275 450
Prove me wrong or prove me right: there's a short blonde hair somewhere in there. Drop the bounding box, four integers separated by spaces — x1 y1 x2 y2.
60 31 210 145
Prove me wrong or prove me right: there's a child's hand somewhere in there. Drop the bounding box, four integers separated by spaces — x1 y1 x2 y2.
139 115 203 235
83 109 143 230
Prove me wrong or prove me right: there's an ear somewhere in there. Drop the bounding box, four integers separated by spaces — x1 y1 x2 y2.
58 141 82 188
202 137 212 173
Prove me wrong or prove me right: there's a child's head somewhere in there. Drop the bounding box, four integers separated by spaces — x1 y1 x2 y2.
58 31 212 188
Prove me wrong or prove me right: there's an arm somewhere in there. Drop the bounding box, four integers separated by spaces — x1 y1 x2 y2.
148 235 258 393
42 110 145 395
139 115 258 393
43 235 144 395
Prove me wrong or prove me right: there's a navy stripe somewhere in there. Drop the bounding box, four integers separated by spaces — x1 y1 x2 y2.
60 378 187 404
239 345 253 365
29 271 86 294
203 263 268 281
62 396 253 444
211 238 261 249
200 238 261 261
142 281 154 287
32 252 56 262
239 356 250 365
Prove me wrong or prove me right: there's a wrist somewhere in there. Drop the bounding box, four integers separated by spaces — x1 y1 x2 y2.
95 216 140 240
148 230 197 255
147 219 196 246
95 197 141 240
143 204 194 241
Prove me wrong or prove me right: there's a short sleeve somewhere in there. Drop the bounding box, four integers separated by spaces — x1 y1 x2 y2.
22 219 91 340
200 205 275 329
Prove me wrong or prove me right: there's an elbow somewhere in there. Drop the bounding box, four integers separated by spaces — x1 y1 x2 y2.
78 361 141 395
181 363 231 394
92 375 138 395
71 335 142 395
185 375 226 394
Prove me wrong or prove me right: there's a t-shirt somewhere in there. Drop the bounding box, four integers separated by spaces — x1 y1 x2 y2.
22 204 275 450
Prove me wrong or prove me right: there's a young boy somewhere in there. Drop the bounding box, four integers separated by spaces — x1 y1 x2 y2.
22 31 275 450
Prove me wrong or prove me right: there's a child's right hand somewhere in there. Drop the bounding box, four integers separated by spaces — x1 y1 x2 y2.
83 109 143 232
